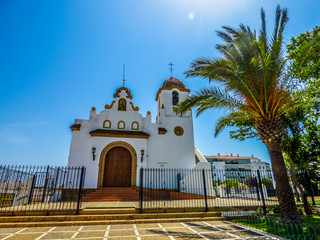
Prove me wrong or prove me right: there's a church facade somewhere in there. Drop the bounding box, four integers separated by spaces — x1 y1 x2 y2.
68 77 197 189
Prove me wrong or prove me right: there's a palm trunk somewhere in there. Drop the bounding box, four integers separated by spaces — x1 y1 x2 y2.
289 158 312 215
266 143 301 222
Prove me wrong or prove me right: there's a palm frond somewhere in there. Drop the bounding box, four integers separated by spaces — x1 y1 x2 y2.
185 55 266 116
176 87 251 117
259 7 268 53
214 111 255 137
183 5 298 140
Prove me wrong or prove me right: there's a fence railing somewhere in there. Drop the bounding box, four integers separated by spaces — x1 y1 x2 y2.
0 165 85 214
139 168 278 213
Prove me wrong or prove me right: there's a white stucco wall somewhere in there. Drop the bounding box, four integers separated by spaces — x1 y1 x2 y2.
180 162 214 196
68 85 196 188
195 146 208 163
148 88 195 169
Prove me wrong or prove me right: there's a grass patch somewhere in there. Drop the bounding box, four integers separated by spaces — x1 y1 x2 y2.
303 216 320 227
233 216 320 240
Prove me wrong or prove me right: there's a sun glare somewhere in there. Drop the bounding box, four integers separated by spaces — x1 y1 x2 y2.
188 11 195 20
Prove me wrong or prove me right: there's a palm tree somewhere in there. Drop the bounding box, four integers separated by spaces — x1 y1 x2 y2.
177 6 301 222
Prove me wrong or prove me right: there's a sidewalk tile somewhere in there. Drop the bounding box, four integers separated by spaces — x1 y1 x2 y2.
42 232 75 239
108 230 136 237
76 231 105 238
6 233 44 240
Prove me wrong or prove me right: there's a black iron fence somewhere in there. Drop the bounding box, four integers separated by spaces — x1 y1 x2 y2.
0 165 85 214
1 165 316 215
139 168 278 213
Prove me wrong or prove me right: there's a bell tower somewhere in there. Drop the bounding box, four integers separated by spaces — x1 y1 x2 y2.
148 76 195 169
156 77 191 122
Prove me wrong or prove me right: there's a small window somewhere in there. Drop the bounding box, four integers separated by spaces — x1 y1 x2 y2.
118 121 125 129
172 91 179 106
174 126 184 136
131 121 139 130
118 98 126 111
103 120 111 129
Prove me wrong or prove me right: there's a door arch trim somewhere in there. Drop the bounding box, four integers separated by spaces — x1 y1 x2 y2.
97 141 137 188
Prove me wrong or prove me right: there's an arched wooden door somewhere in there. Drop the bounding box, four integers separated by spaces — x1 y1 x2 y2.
103 147 132 187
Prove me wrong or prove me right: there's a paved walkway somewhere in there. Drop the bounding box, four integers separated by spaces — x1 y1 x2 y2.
81 199 279 209
0 221 278 239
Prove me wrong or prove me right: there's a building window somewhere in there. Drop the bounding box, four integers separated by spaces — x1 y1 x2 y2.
103 120 111 129
131 121 139 130
172 91 179 106
118 98 126 111
118 121 125 129
174 126 184 136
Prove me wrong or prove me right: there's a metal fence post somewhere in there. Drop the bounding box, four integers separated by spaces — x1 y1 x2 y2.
41 166 50 203
255 176 260 201
257 170 266 215
76 166 85 215
202 169 208 212
177 173 181 192
52 167 60 200
28 175 37 204
139 168 144 213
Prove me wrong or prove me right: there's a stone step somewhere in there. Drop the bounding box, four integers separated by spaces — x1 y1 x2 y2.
84 196 139 198
83 187 140 202
95 189 139 192
85 193 139 196
83 199 139 201
91 189 139 192
82 196 139 199
80 209 137 215
86 191 138 193
83 200 139 202
0 212 222 223
0 216 226 228
83 197 139 200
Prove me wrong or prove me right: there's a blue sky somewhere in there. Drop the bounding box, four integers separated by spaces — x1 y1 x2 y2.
0 0 319 166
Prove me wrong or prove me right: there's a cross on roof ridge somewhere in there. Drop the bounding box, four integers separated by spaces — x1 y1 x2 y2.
168 62 174 77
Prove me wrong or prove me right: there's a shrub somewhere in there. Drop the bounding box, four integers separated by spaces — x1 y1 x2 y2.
257 207 263 214
297 206 304 215
261 178 274 189
225 179 239 189
212 179 222 186
272 205 279 214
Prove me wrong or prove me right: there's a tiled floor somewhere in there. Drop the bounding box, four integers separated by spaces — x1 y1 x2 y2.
0 221 278 239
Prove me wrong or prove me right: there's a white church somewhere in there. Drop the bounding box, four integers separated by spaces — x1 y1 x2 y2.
68 77 208 189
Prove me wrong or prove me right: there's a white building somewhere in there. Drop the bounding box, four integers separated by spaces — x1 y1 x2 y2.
205 154 272 181
68 77 198 189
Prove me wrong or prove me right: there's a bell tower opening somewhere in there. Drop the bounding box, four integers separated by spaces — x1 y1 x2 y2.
172 91 179 106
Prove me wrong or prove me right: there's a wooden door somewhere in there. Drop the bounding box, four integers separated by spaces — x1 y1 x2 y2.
103 147 132 187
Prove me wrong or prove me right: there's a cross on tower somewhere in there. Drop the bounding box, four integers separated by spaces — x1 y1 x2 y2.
122 64 126 87
168 62 174 77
